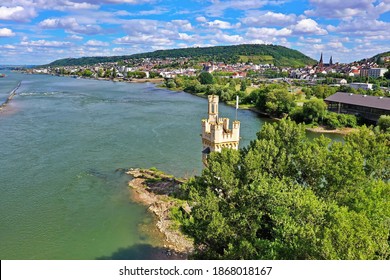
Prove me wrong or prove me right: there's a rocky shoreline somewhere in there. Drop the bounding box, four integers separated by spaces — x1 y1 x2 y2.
126 168 193 259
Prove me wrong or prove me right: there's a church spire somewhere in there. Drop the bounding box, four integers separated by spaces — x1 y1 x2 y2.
319 52 323 64
329 56 333 66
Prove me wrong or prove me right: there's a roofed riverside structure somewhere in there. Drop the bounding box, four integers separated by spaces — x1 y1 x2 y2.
325 92 390 122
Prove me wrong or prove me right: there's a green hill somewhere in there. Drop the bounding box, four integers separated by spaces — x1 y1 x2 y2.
47 44 317 68
363 51 390 65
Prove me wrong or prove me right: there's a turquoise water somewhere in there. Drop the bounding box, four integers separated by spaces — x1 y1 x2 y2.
0 72 267 259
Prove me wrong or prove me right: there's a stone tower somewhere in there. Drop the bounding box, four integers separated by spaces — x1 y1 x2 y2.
201 95 240 166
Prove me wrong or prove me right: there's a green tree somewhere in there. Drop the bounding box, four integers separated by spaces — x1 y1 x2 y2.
378 115 390 132
198 72 215 85
384 69 390 79
302 98 327 123
264 89 296 117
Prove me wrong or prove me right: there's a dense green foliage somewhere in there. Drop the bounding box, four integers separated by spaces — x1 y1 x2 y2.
378 115 390 132
47 44 317 67
198 72 215 85
178 119 390 259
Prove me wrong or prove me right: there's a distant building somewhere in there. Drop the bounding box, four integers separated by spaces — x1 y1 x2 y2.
349 83 373 90
325 92 390 122
368 68 388 78
201 95 240 166
360 67 370 77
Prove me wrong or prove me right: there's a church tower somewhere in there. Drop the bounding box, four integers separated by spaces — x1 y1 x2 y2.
201 95 240 166
318 52 324 70
329 56 333 66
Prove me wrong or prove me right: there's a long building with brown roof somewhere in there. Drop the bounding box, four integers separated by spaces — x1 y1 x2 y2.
325 92 390 122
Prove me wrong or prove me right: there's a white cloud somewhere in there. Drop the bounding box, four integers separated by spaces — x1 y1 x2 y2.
55 1 99 11
241 11 297 27
196 16 207 23
204 20 241 29
122 19 159 35
305 0 389 19
299 36 322 43
3 44 16 49
293 18 328 35
211 31 244 44
115 34 172 46
68 34 83 40
0 28 15 37
205 0 276 17
39 17 102 35
170 20 193 31
178 33 194 41
246 27 292 39
0 5 36 21
85 40 109 47
20 39 72 47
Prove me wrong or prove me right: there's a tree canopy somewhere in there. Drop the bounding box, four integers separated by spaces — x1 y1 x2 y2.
179 119 390 260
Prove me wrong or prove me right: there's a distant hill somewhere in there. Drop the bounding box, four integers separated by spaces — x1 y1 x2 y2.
365 51 390 65
47 44 317 68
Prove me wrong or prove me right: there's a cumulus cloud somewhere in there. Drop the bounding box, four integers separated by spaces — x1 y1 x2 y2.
170 20 193 31
0 27 15 37
305 0 389 19
85 40 109 47
68 34 83 40
20 39 72 47
115 35 172 46
0 5 36 21
246 27 292 38
293 18 328 35
241 11 297 27
329 18 390 34
212 32 244 44
196 16 207 23
203 20 241 29
39 17 102 35
205 0 275 17
178 33 195 41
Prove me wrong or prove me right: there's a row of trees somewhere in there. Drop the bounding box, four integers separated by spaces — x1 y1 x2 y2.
175 119 389 259
165 72 389 129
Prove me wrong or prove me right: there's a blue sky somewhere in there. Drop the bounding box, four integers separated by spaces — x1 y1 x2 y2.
0 0 389 65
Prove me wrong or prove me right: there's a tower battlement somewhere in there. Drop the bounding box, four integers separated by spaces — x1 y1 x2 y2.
201 95 240 166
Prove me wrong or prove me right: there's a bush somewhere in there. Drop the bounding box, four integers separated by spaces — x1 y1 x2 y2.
324 112 357 129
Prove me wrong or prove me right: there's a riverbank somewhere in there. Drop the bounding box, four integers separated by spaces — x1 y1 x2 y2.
126 168 193 259
305 126 358 135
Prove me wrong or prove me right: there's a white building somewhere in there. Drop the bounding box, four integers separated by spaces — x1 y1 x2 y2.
349 83 373 90
368 68 388 78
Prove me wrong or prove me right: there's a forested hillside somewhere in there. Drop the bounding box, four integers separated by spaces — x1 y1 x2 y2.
47 44 317 67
